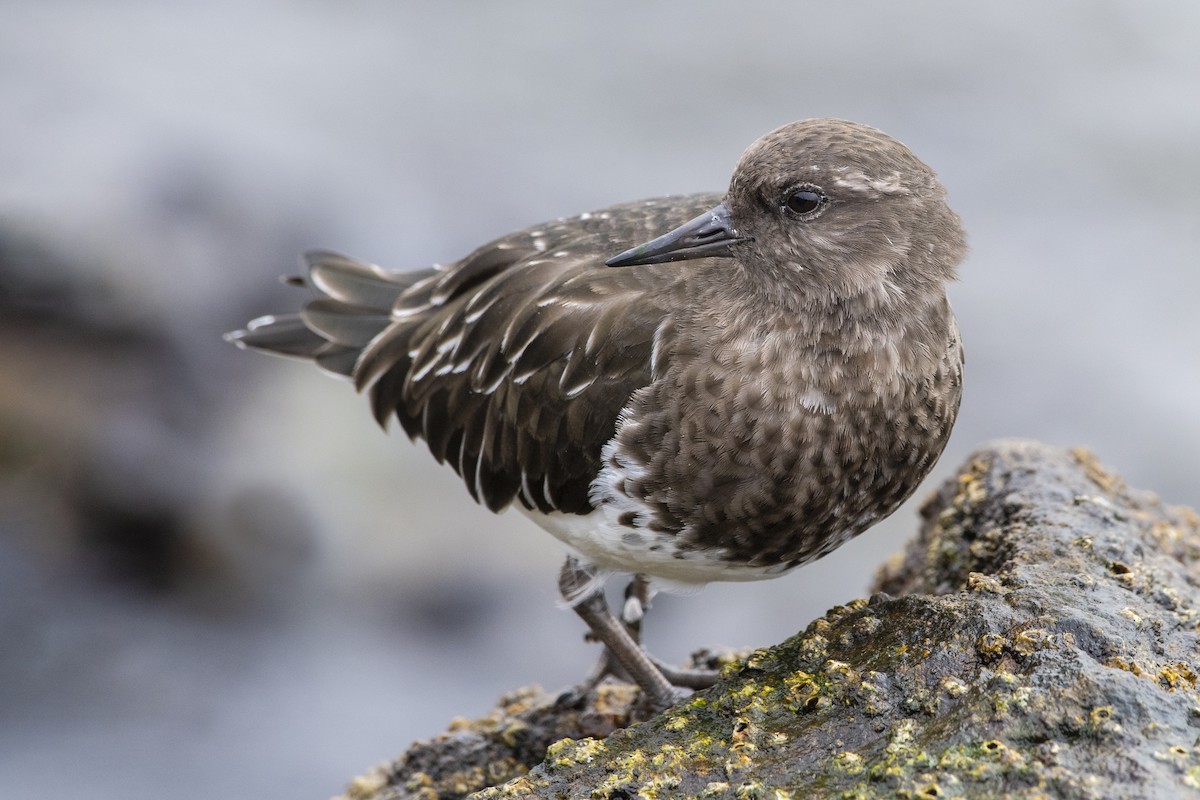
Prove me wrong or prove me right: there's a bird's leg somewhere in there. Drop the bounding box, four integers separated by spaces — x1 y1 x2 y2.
620 573 651 644
557 556 682 711
572 575 648 692
624 574 720 690
649 654 720 689
570 574 652 693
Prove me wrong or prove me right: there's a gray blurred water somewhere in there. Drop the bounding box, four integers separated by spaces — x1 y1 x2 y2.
1 2 1198 798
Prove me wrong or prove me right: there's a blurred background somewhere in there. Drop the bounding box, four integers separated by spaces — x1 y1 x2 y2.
2 2 1197 797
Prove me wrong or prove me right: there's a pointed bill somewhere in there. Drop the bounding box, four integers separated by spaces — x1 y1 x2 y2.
606 203 748 267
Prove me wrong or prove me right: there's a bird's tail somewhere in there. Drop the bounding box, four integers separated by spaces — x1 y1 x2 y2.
225 250 426 378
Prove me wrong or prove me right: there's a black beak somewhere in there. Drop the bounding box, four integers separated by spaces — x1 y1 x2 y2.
606 202 748 267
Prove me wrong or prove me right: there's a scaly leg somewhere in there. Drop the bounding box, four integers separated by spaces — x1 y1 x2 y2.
557 556 682 711
570 572 653 692
618 572 719 689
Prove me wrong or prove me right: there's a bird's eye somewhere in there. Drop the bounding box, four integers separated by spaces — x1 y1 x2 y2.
782 186 826 218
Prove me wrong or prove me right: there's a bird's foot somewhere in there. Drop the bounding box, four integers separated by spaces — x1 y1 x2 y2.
557 558 719 713
558 557 688 712
650 656 719 690
554 667 690 716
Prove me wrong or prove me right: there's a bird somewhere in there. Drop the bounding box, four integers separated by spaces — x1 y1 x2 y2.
226 118 967 711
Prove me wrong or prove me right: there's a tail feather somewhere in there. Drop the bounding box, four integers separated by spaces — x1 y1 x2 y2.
304 250 420 309
226 251 420 381
314 346 364 377
225 314 330 358
301 298 392 348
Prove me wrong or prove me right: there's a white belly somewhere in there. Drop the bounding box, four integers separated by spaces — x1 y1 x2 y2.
517 505 796 590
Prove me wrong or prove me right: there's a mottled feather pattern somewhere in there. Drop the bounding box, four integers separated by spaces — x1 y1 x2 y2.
593 291 962 571
346 196 720 513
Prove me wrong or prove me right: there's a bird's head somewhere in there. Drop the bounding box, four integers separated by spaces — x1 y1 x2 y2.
609 118 966 310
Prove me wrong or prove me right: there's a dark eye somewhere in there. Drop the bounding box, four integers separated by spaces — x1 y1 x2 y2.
783 186 826 218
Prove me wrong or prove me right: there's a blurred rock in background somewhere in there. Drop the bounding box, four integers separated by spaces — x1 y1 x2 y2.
1 3 1198 799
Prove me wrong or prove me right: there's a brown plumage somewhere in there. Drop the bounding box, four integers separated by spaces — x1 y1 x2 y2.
227 118 967 709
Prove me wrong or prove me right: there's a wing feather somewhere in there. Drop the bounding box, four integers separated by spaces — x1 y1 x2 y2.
353 194 721 515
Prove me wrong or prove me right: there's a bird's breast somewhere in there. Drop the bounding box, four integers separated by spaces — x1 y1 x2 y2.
584 307 961 577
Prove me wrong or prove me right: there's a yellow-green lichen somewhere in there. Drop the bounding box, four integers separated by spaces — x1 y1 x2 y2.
783 672 822 714
1010 627 1055 656
1088 705 1122 737
545 736 609 768
966 572 1003 593
1159 662 1199 692
831 750 865 775
976 633 1006 660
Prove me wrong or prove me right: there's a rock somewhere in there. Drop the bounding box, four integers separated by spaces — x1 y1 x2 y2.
339 685 640 800
338 652 738 800
341 441 1200 799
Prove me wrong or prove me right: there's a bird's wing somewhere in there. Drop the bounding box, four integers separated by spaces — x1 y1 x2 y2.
355 195 720 515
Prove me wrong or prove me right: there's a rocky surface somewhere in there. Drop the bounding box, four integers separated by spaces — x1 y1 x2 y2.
340 441 1200 799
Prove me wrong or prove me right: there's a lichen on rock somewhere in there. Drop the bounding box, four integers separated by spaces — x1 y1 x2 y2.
340 441 1200 799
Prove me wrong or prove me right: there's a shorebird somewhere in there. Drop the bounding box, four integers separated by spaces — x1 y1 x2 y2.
227 118 966 710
